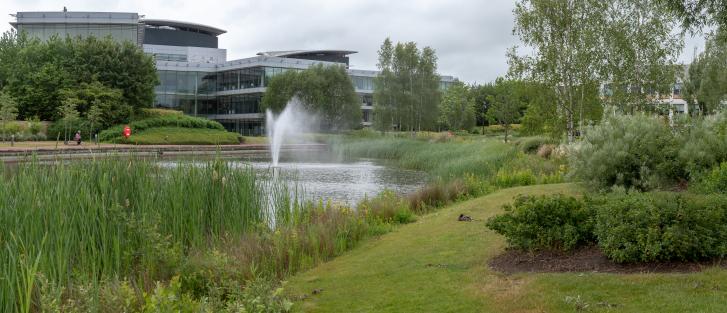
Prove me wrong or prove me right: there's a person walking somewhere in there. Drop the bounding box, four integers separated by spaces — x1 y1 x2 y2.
74 130 82 145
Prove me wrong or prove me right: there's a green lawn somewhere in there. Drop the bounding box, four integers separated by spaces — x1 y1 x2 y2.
124 127 241 145
285 183 727 312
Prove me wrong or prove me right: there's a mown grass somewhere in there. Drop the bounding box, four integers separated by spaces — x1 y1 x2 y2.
120 127 241 145
286 183 727 313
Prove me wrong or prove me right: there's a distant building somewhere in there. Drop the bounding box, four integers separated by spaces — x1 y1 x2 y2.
10 10 457 135
600 65 692 116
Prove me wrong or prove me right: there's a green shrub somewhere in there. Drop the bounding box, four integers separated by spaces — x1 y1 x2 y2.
693 162 727 194
569 114 685 191
519 136 557 154
99 114 225 142
486 194 594 251
28 118 42 135
593 192 727 263
679 112 727 177
136 108 184 119
223 275 292 313
3 121 22 136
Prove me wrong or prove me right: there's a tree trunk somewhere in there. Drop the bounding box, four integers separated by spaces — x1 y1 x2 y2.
504 123 509 143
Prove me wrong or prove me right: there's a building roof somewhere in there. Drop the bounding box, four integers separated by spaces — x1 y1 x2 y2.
11 11 140 27
256 50 357 58
142 19 226 36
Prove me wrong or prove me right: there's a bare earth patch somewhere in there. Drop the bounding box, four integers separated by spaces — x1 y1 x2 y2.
489 246 727 274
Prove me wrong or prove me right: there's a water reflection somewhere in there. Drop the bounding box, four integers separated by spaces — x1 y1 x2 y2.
249 159 426 205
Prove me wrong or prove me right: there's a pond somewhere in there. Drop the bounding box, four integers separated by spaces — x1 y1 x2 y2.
163 151 427 206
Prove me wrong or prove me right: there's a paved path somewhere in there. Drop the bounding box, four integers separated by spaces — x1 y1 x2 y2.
0 141 327 161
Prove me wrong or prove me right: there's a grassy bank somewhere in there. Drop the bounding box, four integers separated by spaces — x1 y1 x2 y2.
0 158 400 312
122 127 241 145
99 114 241 145
286 184 727 313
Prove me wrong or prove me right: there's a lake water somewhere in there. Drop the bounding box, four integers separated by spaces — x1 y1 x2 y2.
4 150 427 206
164 152 427 205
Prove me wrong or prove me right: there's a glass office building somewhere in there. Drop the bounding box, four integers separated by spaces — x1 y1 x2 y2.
11 12 142 45
11 10 458 136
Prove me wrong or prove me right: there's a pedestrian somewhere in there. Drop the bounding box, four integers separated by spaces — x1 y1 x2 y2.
74 130 82 145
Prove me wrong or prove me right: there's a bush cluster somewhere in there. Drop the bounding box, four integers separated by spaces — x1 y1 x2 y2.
0 120 46 141
99 115 225 142
593 192 727 263
679 113 727 177
570 113 727 191
488 192 727 263
486 194 594 251
569 114 685 191
692 162 727 194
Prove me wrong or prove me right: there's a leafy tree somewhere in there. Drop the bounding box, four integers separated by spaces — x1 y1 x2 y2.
469 83 496 132
486 79 523 142
510 0 680 141
438 82 476 131
262 64 361 131
59 80 127 129
0 91 19 141
415 47 442 131
683 29 727 114
58 97 80 143
601 0 683 114
660 0 727 31
509 0 607 142
373 38 396 131
87 104 103 142
373 38 441 132
0 32 158 122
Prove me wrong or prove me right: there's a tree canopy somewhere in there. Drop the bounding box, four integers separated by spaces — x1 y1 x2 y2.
0 31 158 122
438 81 476 131
373 38 441 132
684 30 727 114
509 0 681 141
661 0 727 31
261 64 362 131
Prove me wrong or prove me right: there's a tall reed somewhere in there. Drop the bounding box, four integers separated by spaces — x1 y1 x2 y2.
334 137 517 180
0 158 289 312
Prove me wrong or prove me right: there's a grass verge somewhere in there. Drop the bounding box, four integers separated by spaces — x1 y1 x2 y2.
122 127 241 145
285 183 727 313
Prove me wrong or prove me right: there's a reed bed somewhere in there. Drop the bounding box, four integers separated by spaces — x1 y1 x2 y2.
334 137 517 180
0 158 398 312
336 136 566 212
0 158 284 312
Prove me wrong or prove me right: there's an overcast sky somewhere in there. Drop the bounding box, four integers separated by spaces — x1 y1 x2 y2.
0 0 706 84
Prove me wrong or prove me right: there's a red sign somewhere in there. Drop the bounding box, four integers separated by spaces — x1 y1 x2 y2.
123 125 131 139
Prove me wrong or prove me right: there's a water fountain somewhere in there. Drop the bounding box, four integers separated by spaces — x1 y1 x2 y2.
266 98 307 174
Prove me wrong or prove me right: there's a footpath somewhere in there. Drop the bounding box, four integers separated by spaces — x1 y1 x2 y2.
0 141 327 162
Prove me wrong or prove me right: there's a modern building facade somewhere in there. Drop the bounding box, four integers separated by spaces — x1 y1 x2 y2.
10 10 457 135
